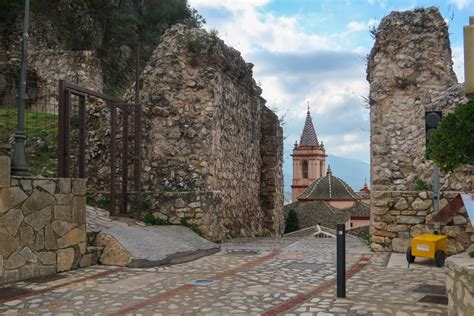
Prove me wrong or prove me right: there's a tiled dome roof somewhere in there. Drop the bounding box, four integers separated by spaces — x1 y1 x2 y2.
297 166 361 201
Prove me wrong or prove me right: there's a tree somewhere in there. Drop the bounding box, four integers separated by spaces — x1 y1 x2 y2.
284 209 300 234
427 100 474 171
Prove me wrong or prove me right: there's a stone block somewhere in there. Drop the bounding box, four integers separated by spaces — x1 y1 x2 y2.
373 229 397 238
58 178 71 193
44 224 57 250
0 187 28 214
372 221 387 230
37 251 56 265
57 248 75 272
95 233 132 266
397 216 425 224
51 220 76 237
0 229 19 257
387 224 408 232
371 235 385 244
57 228 86 248
22 190 55 215
33 180 56 195
394 198 408 210
453 215 467 225
443 226 461 237
5 252 26 270
0 208 24 236
34 229 45 250
19 247 37 263
72 197 86 225
38 265 56 277
55 193 72 206
19 264 37 280
175 198 186 208
371 206 388 215
412 198 432 211
20 179 32 191
24 206 52 231
72 179 86 195
79 253 93 267
410 224 432 237
392 238 410 252
2 269 19 284
0 255 3 277
0 156 10 188
54 204 72 221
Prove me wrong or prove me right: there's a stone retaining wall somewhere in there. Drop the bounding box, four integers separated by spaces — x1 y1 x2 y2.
370 191 473 254
0 146 87 285
145 191 224 241
446 249 474 315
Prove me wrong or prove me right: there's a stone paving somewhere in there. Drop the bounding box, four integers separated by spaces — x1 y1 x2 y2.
0 236 448 315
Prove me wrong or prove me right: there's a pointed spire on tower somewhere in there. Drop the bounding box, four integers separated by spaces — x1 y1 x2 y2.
299 103 319 147
327 164 332 176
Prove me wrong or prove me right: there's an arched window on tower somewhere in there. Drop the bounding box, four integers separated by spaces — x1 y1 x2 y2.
302 160 308 179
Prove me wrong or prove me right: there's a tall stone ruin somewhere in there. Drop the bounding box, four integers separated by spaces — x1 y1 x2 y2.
87 25 284 241
367 7 473 253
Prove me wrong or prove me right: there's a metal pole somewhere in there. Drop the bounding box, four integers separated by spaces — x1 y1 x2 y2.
336 223 346 298
433 164 441 234
11 0 30 176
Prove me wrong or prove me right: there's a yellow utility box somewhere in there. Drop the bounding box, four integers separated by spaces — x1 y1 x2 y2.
406 234 447 267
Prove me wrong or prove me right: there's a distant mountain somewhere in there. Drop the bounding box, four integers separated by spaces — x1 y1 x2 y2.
283 154 369 203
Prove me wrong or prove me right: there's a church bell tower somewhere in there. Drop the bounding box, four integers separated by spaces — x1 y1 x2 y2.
291 105 327 202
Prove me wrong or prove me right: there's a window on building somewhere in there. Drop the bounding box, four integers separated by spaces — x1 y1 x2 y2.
302 160 308 179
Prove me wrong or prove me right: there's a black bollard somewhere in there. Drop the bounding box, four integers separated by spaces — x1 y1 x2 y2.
336 223 346 298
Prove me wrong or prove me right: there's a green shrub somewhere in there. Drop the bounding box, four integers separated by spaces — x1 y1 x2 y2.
284 209 300 234
143 212 170 225
180 218 203 237
469 251 474 258
413 176 431 191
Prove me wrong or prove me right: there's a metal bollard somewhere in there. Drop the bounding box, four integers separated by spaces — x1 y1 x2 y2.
337 224 346 298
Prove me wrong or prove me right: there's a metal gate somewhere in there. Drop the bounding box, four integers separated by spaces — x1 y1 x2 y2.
57 80 141 215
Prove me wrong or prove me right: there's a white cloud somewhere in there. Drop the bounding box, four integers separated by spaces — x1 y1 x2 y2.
449 0 472 10
190 0 270 11
346 19 378 32
452 45 465 82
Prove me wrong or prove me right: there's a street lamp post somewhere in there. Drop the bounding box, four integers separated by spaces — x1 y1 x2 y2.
11 0 31 176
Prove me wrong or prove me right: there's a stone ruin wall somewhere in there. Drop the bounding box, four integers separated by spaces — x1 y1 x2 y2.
86 25 284 241
367 7 473 253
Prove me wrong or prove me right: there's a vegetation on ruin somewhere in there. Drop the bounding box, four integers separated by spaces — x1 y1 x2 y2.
1 0 205 95
412 176 431 191
427 100 474 171
143 212 204 236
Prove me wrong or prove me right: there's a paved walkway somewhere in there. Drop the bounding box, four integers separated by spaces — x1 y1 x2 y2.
0 236 448 315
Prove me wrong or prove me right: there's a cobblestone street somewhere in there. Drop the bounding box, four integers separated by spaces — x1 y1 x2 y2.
0 236 448 315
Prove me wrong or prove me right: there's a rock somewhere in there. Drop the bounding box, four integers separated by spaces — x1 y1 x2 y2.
72 197 86 224
443 226 461 237
0 156 10 188
175 198 186 208
72 179 86 195
410 224 432 237
24 206 52 231
34 229 45 250
44 224 57 250
0 208 24 235
412 198 432 211
394 198 408 210
33 180 56 195
0 187 28 214
0 255 2 276
22 190 55 215
79 254 93 267
57 228 86 248
19 247 37 263
51 220 76 237
19 264 37 280
57 248 75 272
95 233 132 266
397 216 425 224
387 224 408 232
37 251 56 265
453 215 467 225
0 229 19 257
58 178 71 193
5 252 26 269
54 205 72 221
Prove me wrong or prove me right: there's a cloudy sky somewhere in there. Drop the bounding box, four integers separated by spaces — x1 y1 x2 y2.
189 0 472 172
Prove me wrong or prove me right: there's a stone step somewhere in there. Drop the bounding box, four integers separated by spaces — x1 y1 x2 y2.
93 226 220 268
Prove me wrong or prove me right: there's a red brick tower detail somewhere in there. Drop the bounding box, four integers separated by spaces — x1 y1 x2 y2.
291 107 327 202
